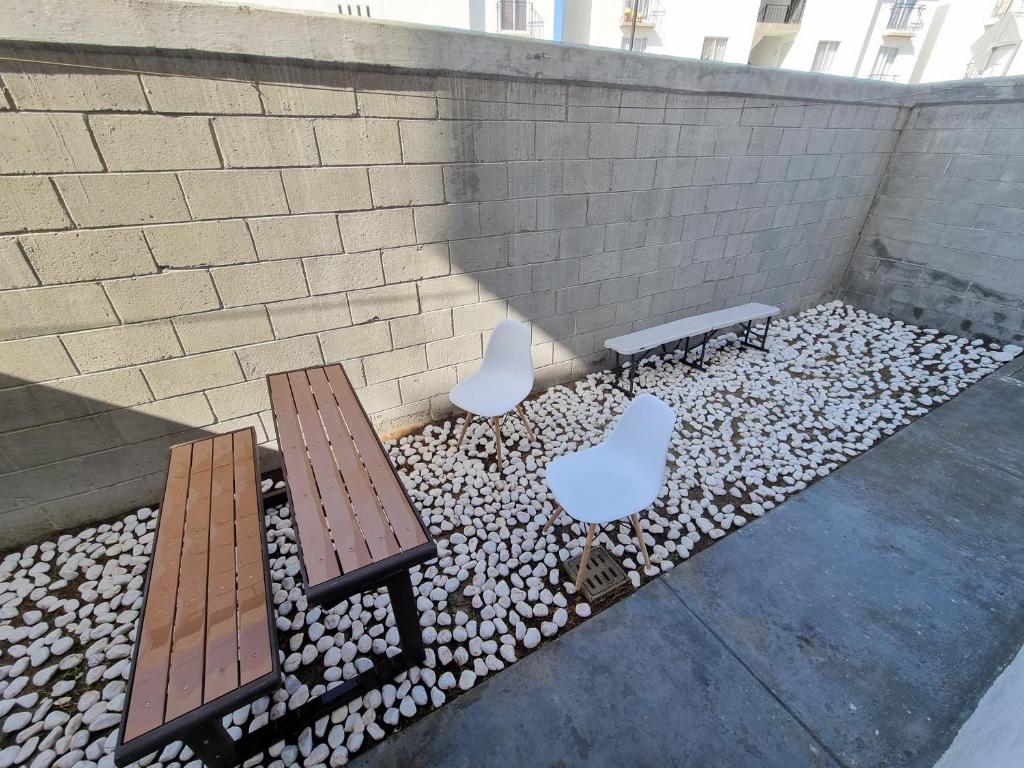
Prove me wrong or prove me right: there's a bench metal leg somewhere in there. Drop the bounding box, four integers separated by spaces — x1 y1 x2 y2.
386 570 426 664
226 569 428 766
627 353 639 396
184 722 239 768
678 335 705 373
741 317 772 352
609 352 638 397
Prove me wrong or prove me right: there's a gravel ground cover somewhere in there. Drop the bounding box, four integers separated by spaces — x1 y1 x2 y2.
1 301 1020 768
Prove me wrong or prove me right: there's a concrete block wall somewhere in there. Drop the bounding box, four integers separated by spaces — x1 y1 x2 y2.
842 100 1024 344
0 12 909 543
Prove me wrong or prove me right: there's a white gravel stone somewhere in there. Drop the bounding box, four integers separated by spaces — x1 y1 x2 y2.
0 302 1004 767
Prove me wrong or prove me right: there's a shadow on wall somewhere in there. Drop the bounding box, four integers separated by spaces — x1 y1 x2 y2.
0 371 283 547
0 43 862 545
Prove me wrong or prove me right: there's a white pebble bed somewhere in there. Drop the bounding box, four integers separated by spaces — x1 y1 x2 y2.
1 302 1020 768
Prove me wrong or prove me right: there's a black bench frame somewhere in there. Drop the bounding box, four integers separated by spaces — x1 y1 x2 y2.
611 316 773 397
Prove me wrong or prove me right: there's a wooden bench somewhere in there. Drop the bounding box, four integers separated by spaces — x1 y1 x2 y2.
605 302 780 395
116 368 437 767
267 364 437 703
115 428 279 768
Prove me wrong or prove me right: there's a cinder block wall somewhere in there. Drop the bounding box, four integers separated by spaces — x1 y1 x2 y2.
0 10 911 542
842 100 1024 344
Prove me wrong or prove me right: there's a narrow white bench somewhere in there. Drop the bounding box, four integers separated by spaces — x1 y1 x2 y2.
605 302 780 395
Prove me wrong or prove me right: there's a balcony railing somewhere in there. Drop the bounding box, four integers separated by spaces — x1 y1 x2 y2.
757 0 806 24
621 0 665 29
992 0 1024 17
885 2 925 33
497 0 544 37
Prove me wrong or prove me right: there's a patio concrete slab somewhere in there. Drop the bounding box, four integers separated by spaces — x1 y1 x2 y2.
355 359 1024 768
360 576 839 768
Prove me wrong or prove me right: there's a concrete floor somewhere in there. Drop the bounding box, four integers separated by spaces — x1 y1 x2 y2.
355 355 1024 768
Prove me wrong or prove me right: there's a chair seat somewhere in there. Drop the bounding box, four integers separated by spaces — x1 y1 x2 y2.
449 369 531 418
546 446 658 524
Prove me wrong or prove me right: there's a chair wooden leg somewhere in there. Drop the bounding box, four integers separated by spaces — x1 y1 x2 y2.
540 504 563 534
631 514 652 570
575 524 597 591
456 411 472 446
516 404 536 442
493 416 502 467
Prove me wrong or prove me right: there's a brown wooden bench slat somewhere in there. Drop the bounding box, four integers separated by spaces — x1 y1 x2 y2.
233 430 274 685
268 373 343 586
324 365 428 551
306 366 403 562
165 438 213 722
287 370 375 573
118 428 279 766
203 434 238 703
121 444 192 742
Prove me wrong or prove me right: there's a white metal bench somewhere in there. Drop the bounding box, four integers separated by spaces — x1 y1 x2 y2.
605 302 780 395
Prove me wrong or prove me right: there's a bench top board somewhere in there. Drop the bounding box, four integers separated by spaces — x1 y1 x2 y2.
605 302 780 355
268 364 436 606
116 428 279 764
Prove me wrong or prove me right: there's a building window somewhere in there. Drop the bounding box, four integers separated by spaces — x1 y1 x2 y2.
499 0 528 31
338 3 371 16
622 35 649 52
811 41 839 73
869 45 899 80
701 37 728 61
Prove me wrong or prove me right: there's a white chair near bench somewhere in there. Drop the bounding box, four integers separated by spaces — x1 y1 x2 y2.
604 302 780 396
449 319 536 468
540 393 676 589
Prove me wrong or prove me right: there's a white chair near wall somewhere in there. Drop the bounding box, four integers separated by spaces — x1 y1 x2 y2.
540 393 676 589
449 319 536 466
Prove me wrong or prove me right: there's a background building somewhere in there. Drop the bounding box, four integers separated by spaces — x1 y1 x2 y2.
185 0 1024 82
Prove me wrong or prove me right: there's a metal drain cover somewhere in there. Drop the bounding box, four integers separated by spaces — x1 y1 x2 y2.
563 546 630 603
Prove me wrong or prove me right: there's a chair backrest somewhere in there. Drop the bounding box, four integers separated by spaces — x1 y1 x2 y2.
603 393 676 489
479 319 534 384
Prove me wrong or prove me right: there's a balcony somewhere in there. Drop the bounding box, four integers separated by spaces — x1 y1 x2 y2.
621 0 665 31
756 0 806 25
497 0 544 38
992 0 1024 18
884 2 925 36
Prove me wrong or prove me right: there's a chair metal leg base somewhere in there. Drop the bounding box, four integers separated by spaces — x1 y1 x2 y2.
492 416 503 469
456 411 473 446
575 524 597 591
540 504 563 534
515 404 537 443
630 514 652 571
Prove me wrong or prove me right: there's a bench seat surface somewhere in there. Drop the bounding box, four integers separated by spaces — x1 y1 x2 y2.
605 302 780 355
268 364 433 604
118 428 277 756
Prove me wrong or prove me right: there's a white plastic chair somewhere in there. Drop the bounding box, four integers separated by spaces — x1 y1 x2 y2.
541 393 676 589
449 319 536 465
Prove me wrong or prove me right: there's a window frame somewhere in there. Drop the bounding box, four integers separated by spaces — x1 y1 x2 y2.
499 0 528 32
811 40 840 73
870 45 899 79
701 36 729 62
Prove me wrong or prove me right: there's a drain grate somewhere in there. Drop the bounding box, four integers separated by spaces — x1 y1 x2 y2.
563 546 630 604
